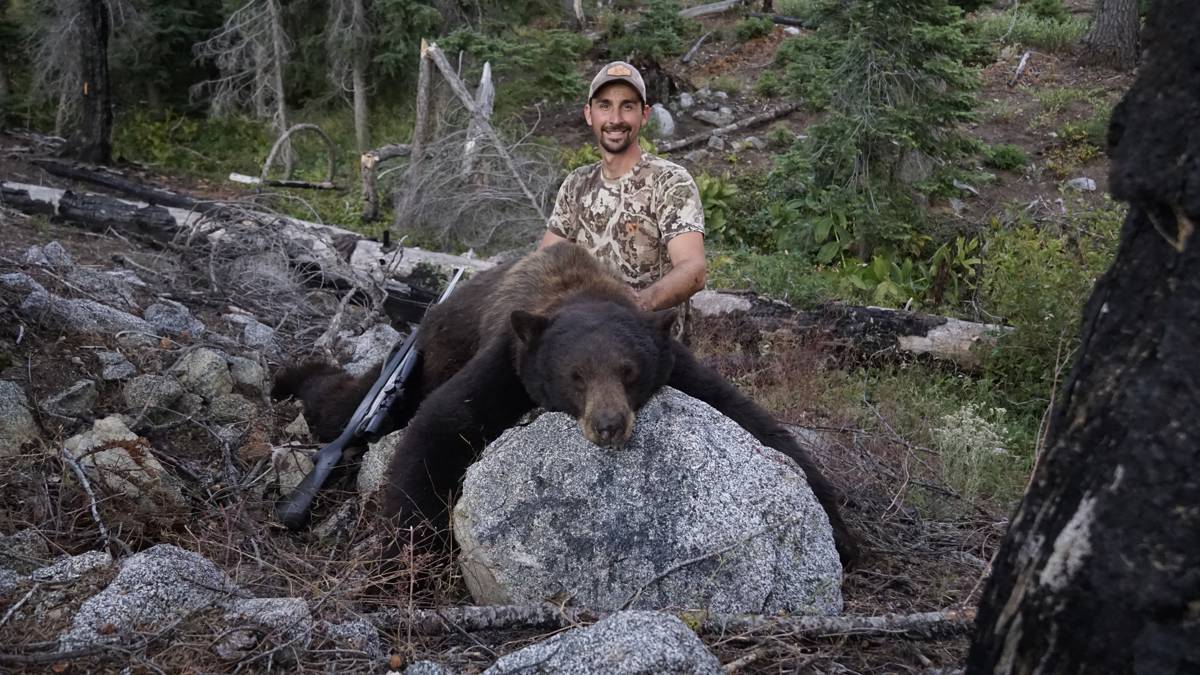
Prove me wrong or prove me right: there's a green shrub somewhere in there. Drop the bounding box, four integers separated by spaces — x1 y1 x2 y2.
1029 0 1069 22
735 16 775 41
560 144 600 171
983 143 1029 171
708 74 743 96
439 27 589 109
608 0 692 60
754 70 785 98
979 202 1123 416
706 248 841 306
697 174 741 243
970 9 1088 52
766 123 797 148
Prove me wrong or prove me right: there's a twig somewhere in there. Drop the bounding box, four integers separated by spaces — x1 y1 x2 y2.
366 605 975 641
682 31 713 64
1008 50 1032 87
59 447 123 554
0 583 40 628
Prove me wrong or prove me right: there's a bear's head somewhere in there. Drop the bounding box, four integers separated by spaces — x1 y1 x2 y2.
511 301 675 447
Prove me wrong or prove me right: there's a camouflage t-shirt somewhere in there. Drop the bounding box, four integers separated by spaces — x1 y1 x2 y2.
546 153 705 290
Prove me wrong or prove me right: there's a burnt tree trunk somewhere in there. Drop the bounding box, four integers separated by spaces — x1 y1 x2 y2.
62 0 112 164
967 1 1200 673
1077 0 1141 71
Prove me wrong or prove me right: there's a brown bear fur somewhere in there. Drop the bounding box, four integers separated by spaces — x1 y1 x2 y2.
382 242 860 565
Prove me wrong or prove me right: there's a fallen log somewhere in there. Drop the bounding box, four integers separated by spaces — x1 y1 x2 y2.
659 102 802 153
367 604 974 641
691 289 1010 371
746 11 812 27
682 31 713 64
228 173 338 190
680 0 746 18
31 158 215 213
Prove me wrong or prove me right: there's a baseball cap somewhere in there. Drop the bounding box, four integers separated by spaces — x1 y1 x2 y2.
588 61 648 104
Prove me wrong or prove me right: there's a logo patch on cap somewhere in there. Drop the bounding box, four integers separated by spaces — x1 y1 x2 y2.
607 64 633 77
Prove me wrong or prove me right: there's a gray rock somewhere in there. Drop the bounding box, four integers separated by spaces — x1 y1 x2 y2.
696 87 712 100
742 135 767 151
405 662 458 675
63 416 186 510
718 105 733 115
678 92 695 110
273 445 314 494
896 149 934 185
39 380 98 418
784 25 802 35
0 380 40 456
693 109 734 127
145 300 205 337
714 90 729 100
96 351 137 380
1 273 153 336
60 544 240 649
208 393 256 424
949 197 967 216
22 241 75 267
31 551 113 583
217 597 312 659
454 388 843 615
123 374 184 413
706 135 726 151
283 413 311 441
67 268 141 311
482 611 720 675
0 568 20 595
1067 176 1097 191
691 290 753 317
171 348 234 400
316 618 384 660
357 429 404 498
340 323 401 378
649 103 676 138
223 313 278 350
227 356 268 395
682 149 710 163
0 529 51 573
178 393 205 418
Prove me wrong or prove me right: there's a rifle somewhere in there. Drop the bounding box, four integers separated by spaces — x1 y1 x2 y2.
275 267 467 530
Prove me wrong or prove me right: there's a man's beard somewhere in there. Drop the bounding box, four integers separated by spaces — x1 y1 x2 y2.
598 124 636 154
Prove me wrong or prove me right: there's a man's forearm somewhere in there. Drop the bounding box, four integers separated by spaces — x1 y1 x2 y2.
636 258 706 311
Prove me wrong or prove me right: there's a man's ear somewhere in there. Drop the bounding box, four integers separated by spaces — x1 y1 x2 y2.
584 104 593 127
645 308 677 337
511 311 550 347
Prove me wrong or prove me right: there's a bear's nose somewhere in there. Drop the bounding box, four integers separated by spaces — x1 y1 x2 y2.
593 412 628 447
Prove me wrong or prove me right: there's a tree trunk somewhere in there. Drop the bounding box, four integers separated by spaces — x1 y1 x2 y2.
0 61 9 129
1077 0 1141 71
350 0 370 155
967 2 1200 673
266 0 293 176
62 0 112 164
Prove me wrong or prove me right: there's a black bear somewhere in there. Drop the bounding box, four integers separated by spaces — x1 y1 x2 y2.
371 242 860 565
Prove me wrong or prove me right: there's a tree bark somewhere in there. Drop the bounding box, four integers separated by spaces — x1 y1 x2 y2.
350 0 370 155
62 0 112 164
0 60 9 129
968 1 1200 673
1077 0 1141 71
266 0 293 176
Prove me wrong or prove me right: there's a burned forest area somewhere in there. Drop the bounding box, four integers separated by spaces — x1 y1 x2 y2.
0 0 1196 673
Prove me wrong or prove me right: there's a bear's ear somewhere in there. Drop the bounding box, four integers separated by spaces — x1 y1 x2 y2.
511 311 550 347
645 308 677 337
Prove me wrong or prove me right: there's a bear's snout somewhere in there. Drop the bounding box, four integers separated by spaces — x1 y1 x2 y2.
586 410 633 447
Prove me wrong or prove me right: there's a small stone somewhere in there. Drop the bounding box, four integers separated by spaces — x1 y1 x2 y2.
31 551 113 583
0 529 51 573
208 393 256 424
145 300 205 338
317 618 384 660
283 413 311 441
742 135 767 151
784 26 802 35
1067 177 1097 191
178 393 205 418
706 135 726 151
0 568 20 595
227 356 267 396
649 103 676 138
272 445 315 494
171 348 234 401
682 149 710 163
224 313 277 351
340 323 401 378
123 375 184 413
693 109 734 127
718 105 732 115
63 416 186 510
358 429 405 498
0 380 40 456
96 351 136 380
39 380 98 418
678 92 695 110
405 662 458 675
713 90 729 100
22 241 75 267
949 197 967 216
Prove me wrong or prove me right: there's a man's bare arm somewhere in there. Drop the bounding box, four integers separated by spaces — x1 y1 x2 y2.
539 229 569 250
635 232 706 311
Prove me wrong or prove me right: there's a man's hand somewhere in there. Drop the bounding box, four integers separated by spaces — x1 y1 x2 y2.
636 232 706 311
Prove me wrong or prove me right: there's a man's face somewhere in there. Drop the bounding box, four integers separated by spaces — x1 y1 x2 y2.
584 82 649 155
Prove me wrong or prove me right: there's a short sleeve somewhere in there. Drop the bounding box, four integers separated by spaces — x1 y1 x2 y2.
546 172 581 239
658 173 705 242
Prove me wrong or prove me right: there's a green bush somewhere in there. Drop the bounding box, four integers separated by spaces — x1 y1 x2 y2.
766 123 797 148
754 70 785 98
608 0 692 60
707 248 841 307
439 27 589 109
983 143 1029 171
979 202 1123 416
1029 0 1069 22
971 9 1088 52
735 16 775 41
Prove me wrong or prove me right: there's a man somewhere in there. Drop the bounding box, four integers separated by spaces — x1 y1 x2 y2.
540 61 706 338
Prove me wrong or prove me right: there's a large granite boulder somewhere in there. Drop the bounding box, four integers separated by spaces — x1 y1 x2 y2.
453 388 843 615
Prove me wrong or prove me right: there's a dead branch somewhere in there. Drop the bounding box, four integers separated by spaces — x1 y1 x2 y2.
423 42 547 220
682 31 713 65
260 123 337 185
1008 51 1032 87
361 144 412 223
367 604 974 641
746 12 813 27
659 103 802 153
461 61 494 179
31 158 215 212
229 173 338 190
680 0 747 19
